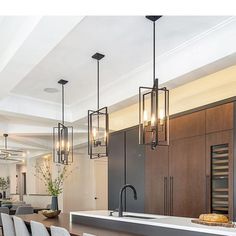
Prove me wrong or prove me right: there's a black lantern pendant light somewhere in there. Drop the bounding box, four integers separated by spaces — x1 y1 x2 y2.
53 79 73 165
88 53 109 159
139 16 169 150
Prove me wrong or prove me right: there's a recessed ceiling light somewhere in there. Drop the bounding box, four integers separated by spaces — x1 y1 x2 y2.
44 88 59 93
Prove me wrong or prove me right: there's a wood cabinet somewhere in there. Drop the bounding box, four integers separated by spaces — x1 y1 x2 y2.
206 103 233 134
145 146 169 215
169 136 206 217
170 110 205 141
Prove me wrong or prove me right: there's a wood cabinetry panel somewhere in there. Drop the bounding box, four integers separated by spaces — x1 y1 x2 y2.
169 135 206 218
145 146 169 215
170 110 205 141
206 103 233 134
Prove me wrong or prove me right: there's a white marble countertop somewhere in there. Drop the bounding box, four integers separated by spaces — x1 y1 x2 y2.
70 210 236 236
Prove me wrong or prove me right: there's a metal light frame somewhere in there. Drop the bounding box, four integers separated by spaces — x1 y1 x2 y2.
139 16 170 150
88 53 109 159
0 134 25 162
53 79 73 165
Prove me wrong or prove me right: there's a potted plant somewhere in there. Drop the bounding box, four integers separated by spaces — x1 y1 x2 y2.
0 177 10 199
35 160 71 211
1 200 12 209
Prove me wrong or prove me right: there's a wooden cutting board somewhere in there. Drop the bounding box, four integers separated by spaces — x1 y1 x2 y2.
191 219 235 228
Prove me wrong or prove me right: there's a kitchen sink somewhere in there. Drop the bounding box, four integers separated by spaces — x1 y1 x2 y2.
123 215 156 220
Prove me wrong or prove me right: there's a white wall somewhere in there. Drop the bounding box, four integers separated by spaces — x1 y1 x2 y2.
8 164 17 194
63 148 95 213
110 65 236 130
23 194 51 208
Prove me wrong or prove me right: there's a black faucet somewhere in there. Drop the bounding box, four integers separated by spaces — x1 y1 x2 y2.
118 184 137 217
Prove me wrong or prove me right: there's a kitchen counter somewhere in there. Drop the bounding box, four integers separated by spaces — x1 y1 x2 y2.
70 210 236 236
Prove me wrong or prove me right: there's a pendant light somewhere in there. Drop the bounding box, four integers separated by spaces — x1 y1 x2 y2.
139 16 169 150
53 79 73 165
88 53 109 159
0 134 25 162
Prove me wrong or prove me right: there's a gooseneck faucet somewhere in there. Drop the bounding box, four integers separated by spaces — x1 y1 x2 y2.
118 184 137 217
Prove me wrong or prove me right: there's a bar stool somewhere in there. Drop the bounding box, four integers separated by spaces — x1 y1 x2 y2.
30 220 49 236
50 226 70 236
13 216 30 236
1 213 16 236
15 206 33 215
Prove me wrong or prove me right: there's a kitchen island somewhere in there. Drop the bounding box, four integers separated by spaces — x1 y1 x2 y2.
70 210 236 236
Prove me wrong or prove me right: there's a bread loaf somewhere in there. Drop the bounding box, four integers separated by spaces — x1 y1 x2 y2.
199 214 229 223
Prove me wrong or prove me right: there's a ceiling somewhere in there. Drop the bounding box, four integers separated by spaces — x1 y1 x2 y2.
12 16 229 105
0 15 235 159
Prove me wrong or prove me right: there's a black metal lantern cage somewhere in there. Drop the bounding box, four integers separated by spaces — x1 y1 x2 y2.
88 106 109 159
139 78 169 149
53 123 73 165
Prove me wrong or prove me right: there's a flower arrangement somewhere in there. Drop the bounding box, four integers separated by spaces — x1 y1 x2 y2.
35 159 71 196
0 177 10 191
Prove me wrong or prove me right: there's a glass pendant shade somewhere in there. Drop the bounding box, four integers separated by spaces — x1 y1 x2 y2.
53 123 73 165
88 53 109 159
139 16 170 150
53 79 73 165
88 107 108 158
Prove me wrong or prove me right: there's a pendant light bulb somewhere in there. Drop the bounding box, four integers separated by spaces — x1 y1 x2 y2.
93 128 97 140
159 109 165 126
151 114 156 127
143 110 148 126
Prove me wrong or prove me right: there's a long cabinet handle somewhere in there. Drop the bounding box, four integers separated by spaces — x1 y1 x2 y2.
164 177 167 215
170 176 173 216
206 175 210 212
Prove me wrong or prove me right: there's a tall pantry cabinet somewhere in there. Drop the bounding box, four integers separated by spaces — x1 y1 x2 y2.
145 110 207 218
145 102 235 220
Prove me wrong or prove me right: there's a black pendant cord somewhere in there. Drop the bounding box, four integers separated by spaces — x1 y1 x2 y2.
153 20 156 84
97 59 100 110
97 59 100 136
62 84 64 125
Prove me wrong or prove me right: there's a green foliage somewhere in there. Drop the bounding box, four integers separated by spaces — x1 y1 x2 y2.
1 200 12 205
34 160 71 196
0 176 10 191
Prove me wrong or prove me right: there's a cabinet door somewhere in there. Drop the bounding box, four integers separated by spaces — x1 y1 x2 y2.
108 131 125 210
206 130 233 220
169 135 206 218
126 127 145 213
206 103 233 134
170 110 205 141
145 146 169 215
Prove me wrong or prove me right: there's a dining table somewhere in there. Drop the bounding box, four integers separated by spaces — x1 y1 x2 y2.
18 213 135 236
18 213 82 236
9 207 49 215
